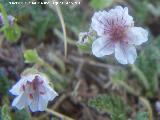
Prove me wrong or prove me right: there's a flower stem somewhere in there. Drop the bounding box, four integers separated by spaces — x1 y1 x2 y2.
38 58 63 81
130 64 149 90
56 5 67 58
46 108 75 120
119 81 140 96
47 0 67 58
139 97 153 120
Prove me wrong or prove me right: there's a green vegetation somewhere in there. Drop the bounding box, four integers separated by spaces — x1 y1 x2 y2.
0 0 160 119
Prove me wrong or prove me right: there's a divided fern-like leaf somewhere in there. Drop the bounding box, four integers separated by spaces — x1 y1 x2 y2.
0 68 10 95
88 94 128 120
135 111 148 120
13 109 31 120
0 104 11 120
136 37 160 97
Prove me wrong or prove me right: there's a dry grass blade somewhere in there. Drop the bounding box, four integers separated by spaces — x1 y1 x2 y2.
47 0 68 58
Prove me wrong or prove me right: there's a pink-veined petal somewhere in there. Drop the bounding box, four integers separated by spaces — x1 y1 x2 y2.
115 42 137 64
29 95 39 112
10 73 58 112
12 93 27 110
123 7 134 26
29 94 48 112
45 85 58 101
38 74 49 84
91 11 109 36
92 37 114 57
127 27 148 45
107 6 134 27
38 95 48 111
9 78 27 96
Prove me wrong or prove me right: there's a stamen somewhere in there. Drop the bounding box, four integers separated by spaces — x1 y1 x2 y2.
29 93 33 99
22 85 25 91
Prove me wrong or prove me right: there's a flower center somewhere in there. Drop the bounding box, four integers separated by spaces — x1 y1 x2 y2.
109 25 126 42
20 75 46 100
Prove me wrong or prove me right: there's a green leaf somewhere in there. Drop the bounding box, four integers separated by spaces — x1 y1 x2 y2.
23 50 40 63
77 43 91 53
0 3 21 42
136 39 160 97
61 6 88 35
0 68 10 95
33 11 54 40
77 34 94 53
130 0 149 24
3 24 21 43
1 0 31 14
135 112 148 120
13 109 31 120
0 104 12 120
111 70 127 83
88 94 127 120
51 116 59 120
90 0 113 9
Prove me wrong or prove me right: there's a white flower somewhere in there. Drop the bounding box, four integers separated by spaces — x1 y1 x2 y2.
9 73 58 112
91 6 148 64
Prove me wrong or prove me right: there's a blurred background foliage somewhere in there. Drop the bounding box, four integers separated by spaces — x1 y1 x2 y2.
0 0 160 120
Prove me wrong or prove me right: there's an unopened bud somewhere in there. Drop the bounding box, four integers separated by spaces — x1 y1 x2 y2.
0 13 15 27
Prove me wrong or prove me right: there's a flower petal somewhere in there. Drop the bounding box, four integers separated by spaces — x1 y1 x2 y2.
115 42 137 64
91 11 109 36
121 7 134 27
10 73 58 112
127 27 148 45
107 6 134 27
92 37 114 57
9 78 27 96
29 96 39 112
38 95 48 111
45 85 58 101
38 74 49 84
91 6 134 37
12 93 27 110
29 95 48 112
26 74 37 82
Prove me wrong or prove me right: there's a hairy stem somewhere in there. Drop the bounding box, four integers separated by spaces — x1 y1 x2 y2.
140 97 153 120
130 64 149 90
47 0 67 58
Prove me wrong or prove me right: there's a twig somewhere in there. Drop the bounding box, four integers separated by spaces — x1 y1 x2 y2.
72 60 84 97
75 59 84 77
81 103 95 120
46 108 75 120
53 94 67 109
0 53 16 66
69 55 121 69
72 80 82 97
